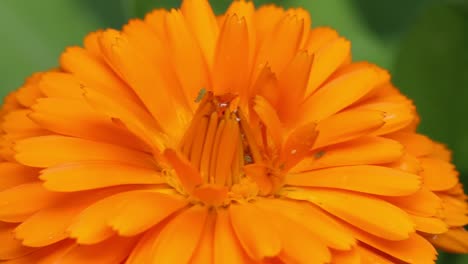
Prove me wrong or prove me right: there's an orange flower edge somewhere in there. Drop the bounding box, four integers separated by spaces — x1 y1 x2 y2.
1 0 467 263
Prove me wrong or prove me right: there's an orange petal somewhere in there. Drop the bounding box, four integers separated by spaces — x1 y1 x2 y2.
122 19 166 67
190 211 215 264
164 10 209 107
306 27 339 54
313 109 385 149
252 65 279 108
409 215 448 234
445 183 465 196
384 187 441 217
40 161 164 192
253 5 285 48
243 164 273 198
38 72 85 99
356 245 395 264
1 91 22 112
144 9 168 38
286 165 420 196
1 110 43 135
230 203 281 260
357 101 416 136
8 241 73 264
193 186 229 209
121 17 194 116
293 136 403 171
331 247 360 264
30 97 148 151
346 225 437 263
438 194 468 227
99 29 188 135
387 153 422 174
15 135 155 169
284 188 415 240
301 63 389 122
57 236 138 264
126 227 161 264
286 8 311 48
109 191 187 236
14 73 43 107
430 228 468 253
225 0 256 73
281 122 318 170
214 209 250 264
212 14 250 97
305 37 351 96
257 198 355 250
163 149 203 193
152 205 207 263
386 132 434 157
82 87 163 151
428 142 452 161
181 0 218 67
67 194 118 244
0 182 63 222
255 13 304 74
0 223 36 260
253 96 283 150
83 31 102 57
277 51 313 121
0 163 37 191
420 157 458 191
14 191 109 247
213 116 241 186
60 47 137 103
69 190 185 244
270 210 331 264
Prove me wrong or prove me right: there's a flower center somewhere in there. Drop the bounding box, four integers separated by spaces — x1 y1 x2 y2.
163 93 280 207
180 93 246 188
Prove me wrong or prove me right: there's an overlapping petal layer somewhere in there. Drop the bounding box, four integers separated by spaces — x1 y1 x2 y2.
0 0 467 263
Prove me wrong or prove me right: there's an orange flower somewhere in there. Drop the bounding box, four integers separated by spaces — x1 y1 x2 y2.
1 0 467 263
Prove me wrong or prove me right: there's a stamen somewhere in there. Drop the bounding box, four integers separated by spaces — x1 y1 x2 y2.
163 149 202 193
231 140 243 185
200 112 219 182
209 119 225 184
175 92 279 205
214 115 240 186
180 98 214 156
189 117 209 170
238 110 263 163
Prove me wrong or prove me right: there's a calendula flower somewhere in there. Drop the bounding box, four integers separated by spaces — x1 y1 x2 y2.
1 0 467 263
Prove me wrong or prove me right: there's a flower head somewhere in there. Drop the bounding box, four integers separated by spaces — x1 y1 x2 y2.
1 0 467 263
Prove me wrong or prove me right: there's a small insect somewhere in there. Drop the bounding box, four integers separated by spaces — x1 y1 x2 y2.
314 150 325 159
195 88 207 103
244 154 253 164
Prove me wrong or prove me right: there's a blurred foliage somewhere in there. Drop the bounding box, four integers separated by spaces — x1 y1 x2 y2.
352 0 432 38
393 5 468 262
0 0 467 262
394 3 468 173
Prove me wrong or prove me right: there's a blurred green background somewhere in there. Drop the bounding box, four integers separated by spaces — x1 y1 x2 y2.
0 0 467 262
